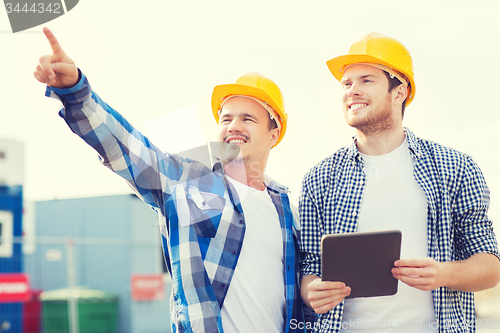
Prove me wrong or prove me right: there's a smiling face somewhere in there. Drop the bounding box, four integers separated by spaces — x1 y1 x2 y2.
217 96 279 166
340 64 403 134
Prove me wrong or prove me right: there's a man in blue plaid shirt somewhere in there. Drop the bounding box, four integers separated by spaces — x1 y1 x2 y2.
35 27 309 333
299 33 500 332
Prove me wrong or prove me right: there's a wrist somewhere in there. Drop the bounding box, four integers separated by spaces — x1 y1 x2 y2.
49 69 85 96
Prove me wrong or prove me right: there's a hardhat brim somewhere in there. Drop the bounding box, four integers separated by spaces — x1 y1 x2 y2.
326 54 416 106
211 83 287 146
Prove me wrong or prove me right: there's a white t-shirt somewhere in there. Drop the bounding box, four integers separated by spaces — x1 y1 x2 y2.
341 138 437 332
221 176 285 333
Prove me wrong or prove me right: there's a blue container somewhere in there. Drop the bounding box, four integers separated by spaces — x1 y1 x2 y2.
0 185 24 333
0 185 23 273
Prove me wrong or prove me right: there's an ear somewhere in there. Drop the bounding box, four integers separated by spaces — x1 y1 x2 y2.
270 128 280 147
393 84 408 105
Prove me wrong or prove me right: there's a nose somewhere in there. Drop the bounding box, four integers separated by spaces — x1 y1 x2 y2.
227 117 244 133
347 82 362 98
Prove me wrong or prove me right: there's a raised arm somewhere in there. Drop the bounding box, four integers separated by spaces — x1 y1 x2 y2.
33 28 204 211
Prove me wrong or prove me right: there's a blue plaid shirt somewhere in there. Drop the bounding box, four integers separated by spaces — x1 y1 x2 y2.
46 71 306 333
299 128 499 333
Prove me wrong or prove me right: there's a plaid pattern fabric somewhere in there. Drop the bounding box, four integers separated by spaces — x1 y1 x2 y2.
46 71 306 333
299 128 500 333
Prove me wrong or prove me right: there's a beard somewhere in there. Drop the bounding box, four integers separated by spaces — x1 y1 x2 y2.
345 94 395 135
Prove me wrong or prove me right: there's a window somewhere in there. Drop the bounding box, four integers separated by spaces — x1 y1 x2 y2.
0 211 13 257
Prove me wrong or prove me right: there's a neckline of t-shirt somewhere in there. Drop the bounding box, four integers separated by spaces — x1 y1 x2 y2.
227 175 267 194
359 136 409 162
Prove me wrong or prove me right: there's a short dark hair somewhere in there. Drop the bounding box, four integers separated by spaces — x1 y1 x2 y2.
383 71 408 117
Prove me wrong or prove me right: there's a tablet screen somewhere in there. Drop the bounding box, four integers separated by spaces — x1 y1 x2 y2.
321 230 402 298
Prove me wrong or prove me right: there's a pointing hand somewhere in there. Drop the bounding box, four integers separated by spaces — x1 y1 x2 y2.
34 27 78 88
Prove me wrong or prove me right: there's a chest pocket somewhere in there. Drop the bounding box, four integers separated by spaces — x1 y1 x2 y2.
186 186 226 238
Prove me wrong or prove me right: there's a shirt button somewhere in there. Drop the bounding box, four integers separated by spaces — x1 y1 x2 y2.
239 219 244 224
352 211 357 217
232 250 237 255
221 284 226 289
334 313 340 319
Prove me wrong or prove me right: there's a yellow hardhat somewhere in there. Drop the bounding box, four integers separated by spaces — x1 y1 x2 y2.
212 73 287 147
326 32 416 106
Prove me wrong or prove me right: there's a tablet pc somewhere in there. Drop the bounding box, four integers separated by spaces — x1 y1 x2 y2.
321 230 402 298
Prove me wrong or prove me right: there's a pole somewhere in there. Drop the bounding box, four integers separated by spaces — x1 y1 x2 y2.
66 239 79 333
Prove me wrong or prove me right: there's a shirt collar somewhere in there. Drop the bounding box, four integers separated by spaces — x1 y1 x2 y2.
347 136 361 163
404 127 423 159
265 176 290 194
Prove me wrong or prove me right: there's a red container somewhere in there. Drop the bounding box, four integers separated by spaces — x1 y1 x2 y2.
23 289 42 333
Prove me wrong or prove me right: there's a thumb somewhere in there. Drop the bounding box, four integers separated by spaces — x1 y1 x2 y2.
51 62 76 76
51 62 79 88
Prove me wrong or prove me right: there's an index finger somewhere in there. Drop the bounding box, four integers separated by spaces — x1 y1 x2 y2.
313 279 346 291
395 258 432 267
43 27 65 55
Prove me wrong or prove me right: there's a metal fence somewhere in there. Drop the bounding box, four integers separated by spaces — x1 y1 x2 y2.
1 236 172 333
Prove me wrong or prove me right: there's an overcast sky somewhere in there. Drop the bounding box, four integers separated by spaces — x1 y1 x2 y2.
1 0 499 230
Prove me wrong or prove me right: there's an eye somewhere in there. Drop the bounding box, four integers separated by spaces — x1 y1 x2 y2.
342 82 352 88
363 79 372 83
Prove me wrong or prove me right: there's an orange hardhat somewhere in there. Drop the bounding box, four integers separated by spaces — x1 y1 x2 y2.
211 73 287 147
327 32 416 106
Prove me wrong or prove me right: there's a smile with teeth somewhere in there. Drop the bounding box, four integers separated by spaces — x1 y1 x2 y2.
350 103 368 111
226 137 248 144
